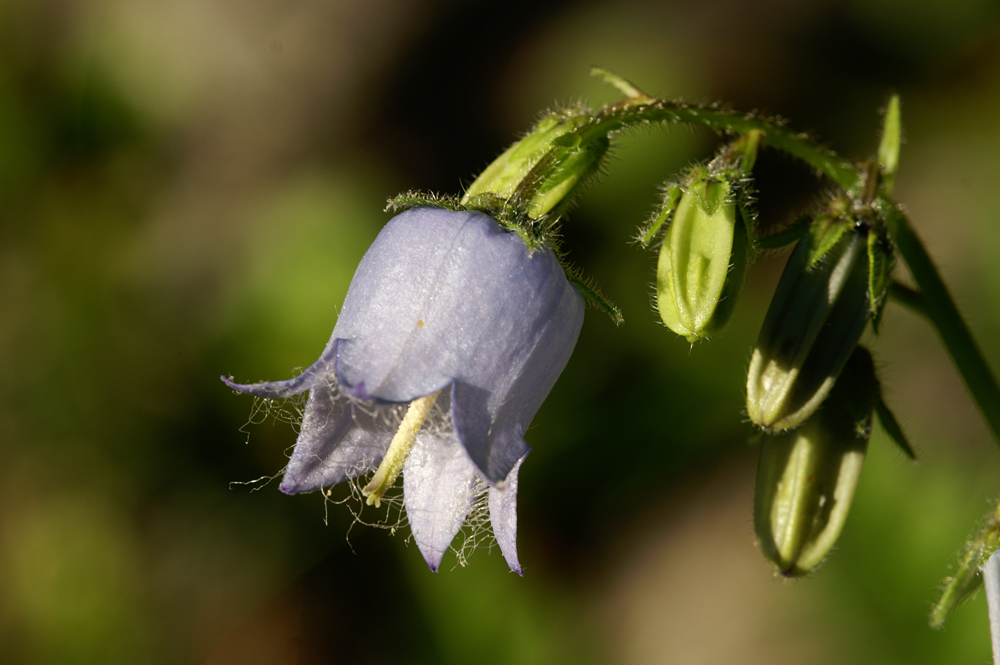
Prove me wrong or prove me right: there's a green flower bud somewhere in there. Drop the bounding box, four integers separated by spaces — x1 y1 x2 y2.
655 168 749 342
746 205 870 431
463 111 609 219
930 501 1000 629
754 346 878 576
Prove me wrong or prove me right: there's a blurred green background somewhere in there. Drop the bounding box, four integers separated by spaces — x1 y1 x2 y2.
2 0 1000 663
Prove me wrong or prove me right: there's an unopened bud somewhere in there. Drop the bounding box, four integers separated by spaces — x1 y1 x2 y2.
463 111 608 219
656 168 749 342
746 206 870 431
754 347 878 576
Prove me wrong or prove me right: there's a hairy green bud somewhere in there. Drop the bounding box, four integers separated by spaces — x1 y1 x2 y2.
463 111 608 219
746 205 870 431
754 347 878 576
655 168 749 342
931 502 1000 628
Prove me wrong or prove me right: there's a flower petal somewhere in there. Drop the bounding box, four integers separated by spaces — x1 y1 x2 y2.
279 379 394 494
489 453 526 575
332 207 584 483
221 339 339 399
403 429 481 572
332 207 471 401
450 380 530 485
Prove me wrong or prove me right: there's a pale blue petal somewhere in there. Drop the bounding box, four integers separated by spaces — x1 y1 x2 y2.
221 338 338 399
403 430 480 572
489 454 526 575
332 207 585 483
279 380 393 494
222 341 391 494
985 551 1000 663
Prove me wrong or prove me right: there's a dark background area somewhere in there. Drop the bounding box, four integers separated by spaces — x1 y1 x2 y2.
2 0 1000 663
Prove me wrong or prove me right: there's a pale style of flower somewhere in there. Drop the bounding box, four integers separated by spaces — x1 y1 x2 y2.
223 207 585 572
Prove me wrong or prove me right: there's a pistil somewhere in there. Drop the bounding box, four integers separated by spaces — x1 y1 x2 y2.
362 389 442 507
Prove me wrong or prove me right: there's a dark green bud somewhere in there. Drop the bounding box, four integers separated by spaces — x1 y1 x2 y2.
655 168 749 342
754 347 878 576
746 204 870 431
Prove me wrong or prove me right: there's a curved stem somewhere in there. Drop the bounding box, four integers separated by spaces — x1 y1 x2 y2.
577 100 861 189
568 92 1000 444
882 200 1000 443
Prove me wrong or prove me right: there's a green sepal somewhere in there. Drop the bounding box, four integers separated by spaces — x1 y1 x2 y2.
873 395 916 460
737 193 760 261
757 215 812 252
729 129 762 175
388 190 544 250
566 269 623 326
930 502 1000 629
590 67 654 104
386 191 465 214
638 185 682 247
867 224 894 332
878 94 902 196
806 210 853 268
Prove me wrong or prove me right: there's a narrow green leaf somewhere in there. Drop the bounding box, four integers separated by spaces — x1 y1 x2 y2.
806 215 852 267
566 272 623 326
874 396 916 460
878 95 902 195
888 281 926 316
639 186 681 247
757 216 811 251
590 67 653 102
868 227 893 332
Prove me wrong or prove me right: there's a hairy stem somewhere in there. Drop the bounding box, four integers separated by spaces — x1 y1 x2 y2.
569 90 1000 444
577 99 861 189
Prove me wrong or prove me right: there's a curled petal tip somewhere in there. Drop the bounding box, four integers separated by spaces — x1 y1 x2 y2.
278 476 303 495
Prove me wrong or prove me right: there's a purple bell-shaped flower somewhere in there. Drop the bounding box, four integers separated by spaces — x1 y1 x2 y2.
224 207 584 573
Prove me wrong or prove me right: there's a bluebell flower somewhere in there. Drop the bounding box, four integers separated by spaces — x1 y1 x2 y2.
224 207 585 573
